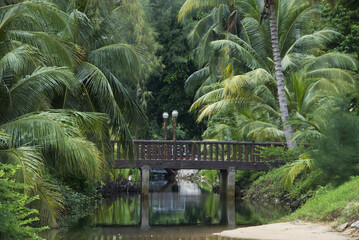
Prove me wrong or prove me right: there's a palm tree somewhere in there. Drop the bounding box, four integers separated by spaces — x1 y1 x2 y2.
0 110 110 226
0 1 116 226
180 0 357 144
263 0 294 148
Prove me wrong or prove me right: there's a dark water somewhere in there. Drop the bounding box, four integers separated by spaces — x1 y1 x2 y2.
42 181 289 240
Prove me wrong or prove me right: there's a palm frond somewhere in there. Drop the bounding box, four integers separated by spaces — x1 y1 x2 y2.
77 62 134 159
89 43 141 80
246 121 284 141
30 177 65 227
0 45 41 78
0 146 43 187
106 71 146 125
281 157 314 187
1 110 111 174
68 9 93 46
185 67 210 95
278 0 319 54
1 67 77 122
187 13 215 48
211 38 262 70
190 88 224 112
196 99 233 122
306 52 358 72
18 0 70 31
8 29 78 66
306 68 357 87
178 0 234 21
285 29 341 55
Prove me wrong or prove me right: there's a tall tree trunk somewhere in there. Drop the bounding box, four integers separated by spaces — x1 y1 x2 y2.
268 2 295 149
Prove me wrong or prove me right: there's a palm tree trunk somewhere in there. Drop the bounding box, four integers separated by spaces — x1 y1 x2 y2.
268 2 295 149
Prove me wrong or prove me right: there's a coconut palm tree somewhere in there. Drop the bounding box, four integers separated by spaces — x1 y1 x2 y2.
2 1 149 149
0 110 110 226
0 1 127 226
262 0 294 148
180 0 357 144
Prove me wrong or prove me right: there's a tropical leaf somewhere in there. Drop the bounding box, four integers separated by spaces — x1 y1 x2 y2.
281 157 314 187
185 67 210 95
178 0 234 21
0 145 43 187
0 66 77 123
8 30 78 66
30 177 65 227
89 44 141 80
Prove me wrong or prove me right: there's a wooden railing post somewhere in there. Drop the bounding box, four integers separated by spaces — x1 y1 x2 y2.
112 140 287 170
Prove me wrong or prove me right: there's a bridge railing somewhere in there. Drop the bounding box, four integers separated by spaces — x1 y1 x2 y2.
111 140 286 163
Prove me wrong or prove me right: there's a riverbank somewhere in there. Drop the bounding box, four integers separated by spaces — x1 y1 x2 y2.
214 221 359 240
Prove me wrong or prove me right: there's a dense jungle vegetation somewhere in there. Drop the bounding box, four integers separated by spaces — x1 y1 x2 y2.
0 0 358 239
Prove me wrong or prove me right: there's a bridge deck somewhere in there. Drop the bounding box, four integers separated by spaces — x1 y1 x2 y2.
112 140 286 171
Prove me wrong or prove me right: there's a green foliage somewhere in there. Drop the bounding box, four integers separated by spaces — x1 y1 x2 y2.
236 170 265 184
322 0 359 59
44 174 100 229
313 104 359 184
59 185 95 229
281 156 315 187
244 165 325 204
179 0 358 144
0 0 159 226
259 145 304 162
285 169 326 201
110 169 140 183
244 167 287 204
290 176 359 223
0 163 47 240
196 170 219 186
145 0 202 140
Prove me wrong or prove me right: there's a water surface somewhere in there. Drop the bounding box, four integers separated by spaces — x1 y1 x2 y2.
43 180 289 239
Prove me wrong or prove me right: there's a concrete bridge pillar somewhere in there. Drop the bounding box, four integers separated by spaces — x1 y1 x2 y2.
141 165 150 198
220 167 236 199
140 197 150 230
220 193 236 227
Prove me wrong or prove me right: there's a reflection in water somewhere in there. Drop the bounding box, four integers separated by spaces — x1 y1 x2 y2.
94 195 141 225
42 180 289 240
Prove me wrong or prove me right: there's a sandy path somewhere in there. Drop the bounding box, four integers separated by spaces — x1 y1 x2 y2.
213 221 356 240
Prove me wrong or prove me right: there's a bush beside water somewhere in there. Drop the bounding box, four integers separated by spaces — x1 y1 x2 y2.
289 176 359 223
0 163 47 240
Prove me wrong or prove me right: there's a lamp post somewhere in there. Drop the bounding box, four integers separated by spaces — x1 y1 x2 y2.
162 112 169 140
172 110 178 141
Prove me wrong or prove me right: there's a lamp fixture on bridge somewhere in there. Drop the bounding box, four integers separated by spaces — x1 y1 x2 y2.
172 110 178 141
162 112 169 140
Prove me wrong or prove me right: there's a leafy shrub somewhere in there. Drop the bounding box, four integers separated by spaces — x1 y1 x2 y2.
285 169 326 201
244 166 287 203
0 163 47 239
244 165 325 205
47 175 100 229
313 108 359 184
259 145 304 162
59 185 95 228
290 176 359 223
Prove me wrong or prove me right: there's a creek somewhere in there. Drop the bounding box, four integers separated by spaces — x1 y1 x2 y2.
42 179 289 239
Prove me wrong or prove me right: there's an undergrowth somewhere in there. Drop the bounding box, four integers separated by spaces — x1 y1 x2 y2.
289 176 359 223
244 165 325 205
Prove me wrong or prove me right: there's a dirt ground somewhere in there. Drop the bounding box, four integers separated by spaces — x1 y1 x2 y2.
213 221 359 240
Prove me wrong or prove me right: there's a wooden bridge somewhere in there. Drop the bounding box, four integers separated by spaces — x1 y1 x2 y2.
112 140 286 171
111 139 287 199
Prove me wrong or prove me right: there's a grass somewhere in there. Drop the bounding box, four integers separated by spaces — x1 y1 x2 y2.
288 176 359 223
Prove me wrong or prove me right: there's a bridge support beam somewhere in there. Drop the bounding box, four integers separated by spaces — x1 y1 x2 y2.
141 165 150 198
220 196 236 227
140 197 150 230
220 167 236 199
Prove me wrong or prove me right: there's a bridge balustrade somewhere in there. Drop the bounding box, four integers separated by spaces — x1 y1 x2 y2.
111 140 286 171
